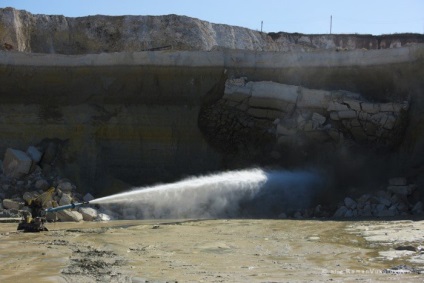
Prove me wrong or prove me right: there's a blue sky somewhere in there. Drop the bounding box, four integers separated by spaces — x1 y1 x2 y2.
1 0 423 35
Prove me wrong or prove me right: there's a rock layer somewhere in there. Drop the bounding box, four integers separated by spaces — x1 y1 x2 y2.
1 8 423 54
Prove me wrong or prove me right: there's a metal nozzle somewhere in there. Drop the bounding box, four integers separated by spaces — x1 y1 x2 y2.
45 201 90 213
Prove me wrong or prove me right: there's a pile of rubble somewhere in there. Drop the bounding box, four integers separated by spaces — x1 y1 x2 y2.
333 177 422 218
0 146 110 222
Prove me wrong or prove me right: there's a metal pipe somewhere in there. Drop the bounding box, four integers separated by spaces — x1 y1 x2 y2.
45 201 89 213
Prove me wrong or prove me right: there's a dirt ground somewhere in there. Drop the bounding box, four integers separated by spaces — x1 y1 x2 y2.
0 219 423 282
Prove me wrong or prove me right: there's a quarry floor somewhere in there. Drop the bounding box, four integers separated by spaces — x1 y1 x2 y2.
0 219 423 282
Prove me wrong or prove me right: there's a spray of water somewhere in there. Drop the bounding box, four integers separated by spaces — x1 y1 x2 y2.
91 168 323 219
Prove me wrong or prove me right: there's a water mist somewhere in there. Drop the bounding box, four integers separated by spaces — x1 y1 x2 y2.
91 168 323 219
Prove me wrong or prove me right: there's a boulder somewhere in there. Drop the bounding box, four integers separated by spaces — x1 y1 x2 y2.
26 146 42 163
56 210 83 222
333 206 348 218
344 197 357 209
2 148 32 178
83 193 95 202
23 191 40 203
35 179 50 190
412 202 423 215
59 193 73 206
78 207 98 221
387 185 412 196
57 181 73 193
2 199 22 210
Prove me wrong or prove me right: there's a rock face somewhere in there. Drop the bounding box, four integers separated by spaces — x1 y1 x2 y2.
201 78 409 153
0 8 423 198
0 8 423 54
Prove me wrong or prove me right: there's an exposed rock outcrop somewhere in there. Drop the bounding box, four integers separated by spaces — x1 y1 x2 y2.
1 7 423 54
202 77 409 152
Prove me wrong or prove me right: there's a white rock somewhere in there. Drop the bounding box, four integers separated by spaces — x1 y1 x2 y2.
2 199 22 210
57 210 83 222
26 146 42 163
78 207 98 221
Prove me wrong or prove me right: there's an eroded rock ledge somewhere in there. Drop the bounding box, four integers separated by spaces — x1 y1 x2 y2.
200 77 409 153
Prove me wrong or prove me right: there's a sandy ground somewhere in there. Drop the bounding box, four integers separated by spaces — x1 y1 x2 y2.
0 219 423 282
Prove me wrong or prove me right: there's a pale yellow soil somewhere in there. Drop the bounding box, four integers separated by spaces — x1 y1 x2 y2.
0 219 423 282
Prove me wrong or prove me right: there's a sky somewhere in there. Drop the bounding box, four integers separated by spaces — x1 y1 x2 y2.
1 0 423 35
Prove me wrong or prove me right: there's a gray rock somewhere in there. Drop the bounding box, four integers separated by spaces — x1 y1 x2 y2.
78 207 98 221
83 193 95 202
57 181 73 192
26 146 42 163
59 193 73 206
387 185 411 196
344 197 357 209
412 202 423 215
56 210 83 222
344 209 355 218
278 212 287 219
293 211 303 219
333 206 348 218
35 179 50 190
23 191 40 203
2 148 32 178
377 196 392 207
2 199 22 210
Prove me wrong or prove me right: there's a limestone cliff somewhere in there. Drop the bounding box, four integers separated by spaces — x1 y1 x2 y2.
1 7 423 54
1 8 424 195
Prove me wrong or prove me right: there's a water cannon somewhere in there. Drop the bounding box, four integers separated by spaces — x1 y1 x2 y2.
45 201 90 214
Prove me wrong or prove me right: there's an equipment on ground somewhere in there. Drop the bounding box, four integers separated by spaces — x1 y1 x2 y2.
17 187 90 232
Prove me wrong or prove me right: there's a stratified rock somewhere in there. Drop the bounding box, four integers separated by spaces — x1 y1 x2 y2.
56 210 83 222
78 207 98 221
2 148 32 178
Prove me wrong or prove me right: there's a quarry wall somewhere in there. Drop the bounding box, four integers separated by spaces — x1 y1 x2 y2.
1 8 424 195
